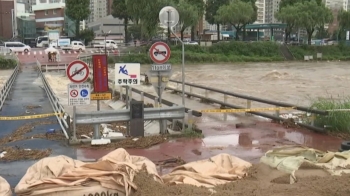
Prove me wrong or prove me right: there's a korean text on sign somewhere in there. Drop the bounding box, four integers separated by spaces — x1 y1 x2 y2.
93 55 109 92
115 63 140 86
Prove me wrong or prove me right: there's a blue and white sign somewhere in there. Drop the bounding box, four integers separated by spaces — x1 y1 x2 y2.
58 38 71 46
80 89 89 97
67 83 91 105
115 63 141 86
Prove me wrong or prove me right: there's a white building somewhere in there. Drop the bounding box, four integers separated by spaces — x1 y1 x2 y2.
87 0 108 23
255 0 265 24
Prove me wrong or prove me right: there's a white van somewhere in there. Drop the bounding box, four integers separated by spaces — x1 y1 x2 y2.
61 41 86 51
92 39 118 49
4 42 31 53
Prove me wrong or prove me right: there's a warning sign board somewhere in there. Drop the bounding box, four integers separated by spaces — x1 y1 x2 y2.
68 83 91 105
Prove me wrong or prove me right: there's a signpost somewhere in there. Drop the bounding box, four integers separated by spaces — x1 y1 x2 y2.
115 63 141 136
66 60 90 83
91 92 112 100
68 83 91 105
149 42 171 64
92 54 109 92
158 6 185 132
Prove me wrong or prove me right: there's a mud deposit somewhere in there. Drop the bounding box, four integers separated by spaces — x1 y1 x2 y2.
0 121 57 161
133 163 350 196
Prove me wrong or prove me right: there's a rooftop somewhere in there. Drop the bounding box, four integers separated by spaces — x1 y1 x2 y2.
32 2 65 11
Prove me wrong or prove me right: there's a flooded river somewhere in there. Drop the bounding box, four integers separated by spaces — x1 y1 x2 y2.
139 61 350 107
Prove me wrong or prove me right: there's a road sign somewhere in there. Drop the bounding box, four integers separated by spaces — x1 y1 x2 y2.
149 42 171 64
151 64 172 71
115 63 140 86
159 6 179 28
66 60 90 83
68 83 91 105
70 90 78 97
147 70 173 97
91 92 112 100
92 54 109 92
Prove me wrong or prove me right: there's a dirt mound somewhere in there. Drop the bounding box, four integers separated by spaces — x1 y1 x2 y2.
132 163 350 196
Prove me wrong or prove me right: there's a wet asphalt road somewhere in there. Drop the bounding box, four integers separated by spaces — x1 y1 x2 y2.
0 64 76 188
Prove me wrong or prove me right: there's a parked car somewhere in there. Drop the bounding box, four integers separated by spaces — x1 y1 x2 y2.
184 41 199 45
61 41 86 51
4 42 31 53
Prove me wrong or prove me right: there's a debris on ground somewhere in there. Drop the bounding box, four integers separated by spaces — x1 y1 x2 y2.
0 147 51 162
0 121 57 161
281 118 299 129
74 122 128 139
25 105 41 110
0 120 56 145
78 135 167 149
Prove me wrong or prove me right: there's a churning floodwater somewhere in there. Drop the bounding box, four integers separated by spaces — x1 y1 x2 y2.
139 61 350 107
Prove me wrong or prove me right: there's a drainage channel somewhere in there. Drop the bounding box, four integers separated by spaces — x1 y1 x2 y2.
0 63 76 187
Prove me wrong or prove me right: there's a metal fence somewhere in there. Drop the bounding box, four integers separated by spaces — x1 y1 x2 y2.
0 65 19 110
160 76 328 132
36 59 70 139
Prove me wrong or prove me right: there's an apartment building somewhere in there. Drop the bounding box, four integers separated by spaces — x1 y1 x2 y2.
255 0 265 24
0 0 15 39
32 0 65 35
87 0 108 23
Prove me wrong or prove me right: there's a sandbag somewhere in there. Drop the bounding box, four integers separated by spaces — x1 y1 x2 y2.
162 153 252 188
15 148 161 196
0 176 12 196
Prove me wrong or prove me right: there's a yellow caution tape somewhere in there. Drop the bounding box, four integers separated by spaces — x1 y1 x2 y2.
201 107 296 113
0 113 63 120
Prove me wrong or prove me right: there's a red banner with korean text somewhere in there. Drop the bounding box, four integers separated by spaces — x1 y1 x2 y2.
92 54 109 92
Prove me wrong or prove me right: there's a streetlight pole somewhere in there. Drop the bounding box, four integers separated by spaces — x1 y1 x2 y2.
168 10 185 132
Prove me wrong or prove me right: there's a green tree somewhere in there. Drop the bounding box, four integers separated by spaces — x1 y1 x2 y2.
65 0 90 37
275 5 299 42
187 0 205 40
337 10 350 40
240 0 257 40
112 0 131 43
295 0 333 45
78 29 95 45
279 0 322 8
176 0 199 40
126 0 169 39
215 0 255 40
205 0 229 41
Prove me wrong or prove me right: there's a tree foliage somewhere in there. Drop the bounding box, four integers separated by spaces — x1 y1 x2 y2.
215 0 255 40
65 0 90 37
78 29 95 45
176 0 199 40
275 5 299 42
112 0 131 42
295 0 333 44
205 0 229 40
187 0 205 40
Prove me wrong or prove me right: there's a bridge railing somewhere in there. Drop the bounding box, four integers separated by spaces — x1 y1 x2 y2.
138 74 328 132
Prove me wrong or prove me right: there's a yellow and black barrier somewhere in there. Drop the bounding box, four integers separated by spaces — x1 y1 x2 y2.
201 107 296 113
0 113 64 120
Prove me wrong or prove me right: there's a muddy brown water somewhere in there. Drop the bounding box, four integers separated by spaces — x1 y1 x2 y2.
140 61 350 107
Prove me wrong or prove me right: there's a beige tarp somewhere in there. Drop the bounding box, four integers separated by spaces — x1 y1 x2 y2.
260 145 350 184
162 153 252 188
15 148 161 196
0 176 12 196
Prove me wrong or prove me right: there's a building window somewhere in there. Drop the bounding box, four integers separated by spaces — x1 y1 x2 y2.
45 10 48 15
53 9 56 14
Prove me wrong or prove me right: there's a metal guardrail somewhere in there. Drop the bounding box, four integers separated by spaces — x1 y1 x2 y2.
36 59 70 139
75 106 185 124
0 65 19 110
150 77 327 132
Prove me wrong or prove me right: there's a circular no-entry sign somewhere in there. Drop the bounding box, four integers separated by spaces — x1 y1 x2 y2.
70 89 78 97
149 42 171 64
66 60 90 83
